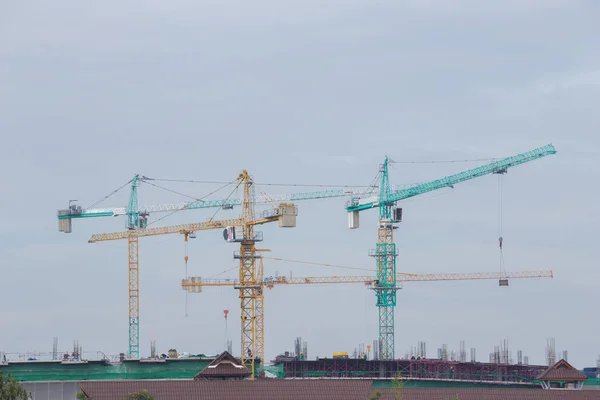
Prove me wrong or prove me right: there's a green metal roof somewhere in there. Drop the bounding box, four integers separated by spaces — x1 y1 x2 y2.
584 378 600 386
3 359 598 389
0 358 216 382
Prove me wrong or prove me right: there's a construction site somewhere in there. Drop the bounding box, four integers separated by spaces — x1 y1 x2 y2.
2 143 600 399
3 0 598 397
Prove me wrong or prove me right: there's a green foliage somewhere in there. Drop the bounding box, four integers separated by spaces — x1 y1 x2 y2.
390 373 409 400
0 373 31 400
76 391 88 399
369 391 382 400
448 395 460 400
126 390 156 400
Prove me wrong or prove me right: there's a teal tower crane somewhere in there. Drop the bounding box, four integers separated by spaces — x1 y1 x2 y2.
57 177 385 358
346 144 557 360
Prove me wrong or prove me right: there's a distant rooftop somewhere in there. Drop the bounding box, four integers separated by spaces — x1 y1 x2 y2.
79 380 600 400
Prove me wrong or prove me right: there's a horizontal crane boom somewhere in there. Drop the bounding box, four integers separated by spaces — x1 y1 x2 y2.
60 186 396 222
87 203 298 242
181 270 553 289
347 144 557 212
88 218 243 242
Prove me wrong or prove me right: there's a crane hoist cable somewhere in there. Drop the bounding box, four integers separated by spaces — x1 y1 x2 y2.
184 293 188 318
223 306 229 353
498 174 507 276
221 285 232 353
182 231 196 318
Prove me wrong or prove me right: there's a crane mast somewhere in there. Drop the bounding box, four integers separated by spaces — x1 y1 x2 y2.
128 235 139 358
237 171 260 378
372 157 398 361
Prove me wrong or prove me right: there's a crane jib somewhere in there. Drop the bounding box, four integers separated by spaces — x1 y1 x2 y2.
346 143 556 213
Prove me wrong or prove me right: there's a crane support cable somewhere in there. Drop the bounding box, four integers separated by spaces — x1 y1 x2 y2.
146 179 238 227
207 180 243 222
149 178 380 188
86 179 133 209
207 267 240 280
253 182 277 204
148 157 504 186
143 181 204 201
391 157 500 164
262 256 418 276
143 179 236 202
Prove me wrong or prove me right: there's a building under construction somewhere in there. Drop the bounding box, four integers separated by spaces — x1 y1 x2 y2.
3 348 600 400
272 357 548 383
55 144 558 381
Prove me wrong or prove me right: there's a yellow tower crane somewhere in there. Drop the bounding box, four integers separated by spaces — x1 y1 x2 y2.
87 170 296 377
181 257 552 370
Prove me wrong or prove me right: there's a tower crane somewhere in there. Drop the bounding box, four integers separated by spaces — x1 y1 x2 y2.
59 170 414 362
57 144 556 366
180 257 553 363
57 178 391 362
344 143 557 360
183 268 554 288
57 180 392 230
57 175 386 359
76 171 297 377
182 143 557 366
64 169 386 375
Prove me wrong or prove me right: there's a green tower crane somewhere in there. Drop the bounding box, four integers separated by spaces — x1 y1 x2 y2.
346 144 557 360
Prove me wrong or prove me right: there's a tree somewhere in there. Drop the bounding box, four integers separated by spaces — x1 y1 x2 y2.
0 373 31 400
76 391 88 400
390 373 409 400
126 390 156 400
369 391 382 400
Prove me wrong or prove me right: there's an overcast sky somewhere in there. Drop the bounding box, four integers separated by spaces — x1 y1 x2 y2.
1 1 599 369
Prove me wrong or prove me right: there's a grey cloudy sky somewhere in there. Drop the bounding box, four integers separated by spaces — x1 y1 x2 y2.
1 1 599 368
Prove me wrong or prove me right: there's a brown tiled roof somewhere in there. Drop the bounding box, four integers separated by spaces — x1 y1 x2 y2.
379 388 600 399
194 351 250 379
537 359 588 381
195 362 250 378
206 350 239 366
80 380 372 399
80 380 599 400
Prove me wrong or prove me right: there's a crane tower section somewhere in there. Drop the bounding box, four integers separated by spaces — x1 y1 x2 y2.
369 158 401 360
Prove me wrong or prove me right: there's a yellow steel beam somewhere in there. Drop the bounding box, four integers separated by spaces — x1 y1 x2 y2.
88 218 243 242
181 270 553 289
399 270 553 282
